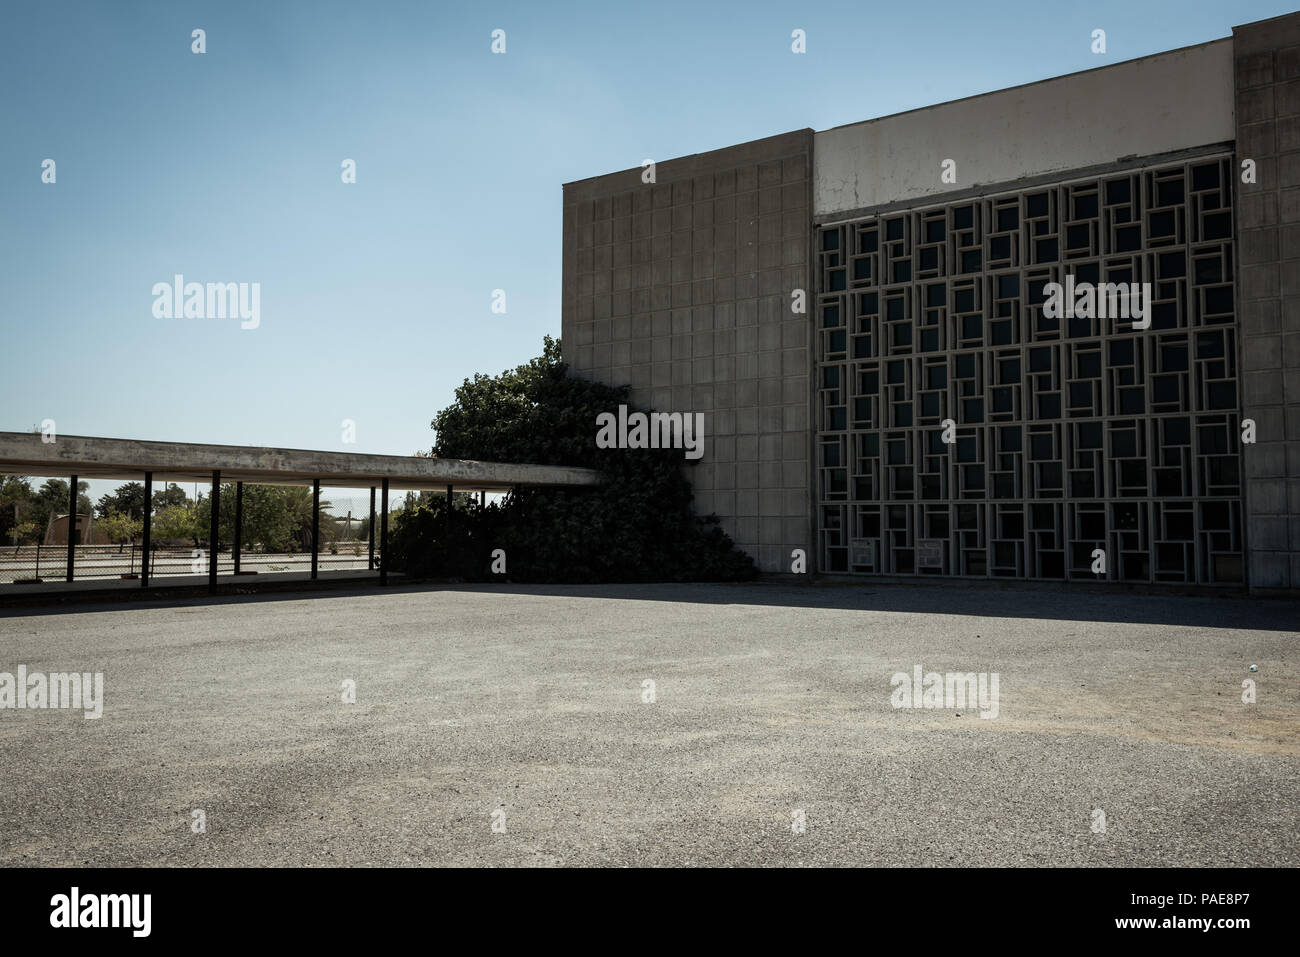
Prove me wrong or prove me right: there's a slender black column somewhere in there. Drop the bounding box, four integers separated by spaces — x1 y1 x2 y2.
380 478 389 586
233 482 243 574
446 484 453 541
208 471 220 593
368 486 376 570
65 474 78 582
141 471 153 587
311 479 320 580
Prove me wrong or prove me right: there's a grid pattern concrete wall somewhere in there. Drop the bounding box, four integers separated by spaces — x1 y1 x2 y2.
1234 15 1300 593
562 131 814 572
813 157 1243 585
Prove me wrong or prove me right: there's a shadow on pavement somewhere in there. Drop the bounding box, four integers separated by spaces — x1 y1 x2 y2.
1 577 1296 631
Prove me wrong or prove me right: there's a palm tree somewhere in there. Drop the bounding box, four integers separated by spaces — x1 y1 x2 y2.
281 487 332 552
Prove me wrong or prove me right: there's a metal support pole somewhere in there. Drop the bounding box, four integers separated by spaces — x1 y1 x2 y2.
480 490 485 508
368 486 376 570
209 470 220 593
233 482 243 574
446 484 453 540
380 478 389 586
311 479 320 580
141 471 152 587
66 474 77 582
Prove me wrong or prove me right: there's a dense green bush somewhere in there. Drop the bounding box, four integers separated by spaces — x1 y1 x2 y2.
386 336 756 583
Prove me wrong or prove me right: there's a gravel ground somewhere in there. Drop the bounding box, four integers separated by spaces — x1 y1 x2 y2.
0 581 1296 867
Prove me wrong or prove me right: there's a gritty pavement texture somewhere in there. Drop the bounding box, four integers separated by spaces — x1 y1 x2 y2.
0 582 1296 867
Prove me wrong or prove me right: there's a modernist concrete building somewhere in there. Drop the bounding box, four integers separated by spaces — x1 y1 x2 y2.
562 11 1300 594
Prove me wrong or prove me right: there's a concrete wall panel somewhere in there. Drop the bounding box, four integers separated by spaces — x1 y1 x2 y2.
563 132 815 572
1235 13 1300 593
815 40 1234 218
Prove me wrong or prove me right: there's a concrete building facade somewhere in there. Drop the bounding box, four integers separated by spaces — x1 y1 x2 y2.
562 13 1300 594
563 131 814 572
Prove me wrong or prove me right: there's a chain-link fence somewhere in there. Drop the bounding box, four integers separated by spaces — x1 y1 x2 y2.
1 478 391 587
0 543 378 585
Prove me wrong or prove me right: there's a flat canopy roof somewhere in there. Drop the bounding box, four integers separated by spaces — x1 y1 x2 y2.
0 432 602 492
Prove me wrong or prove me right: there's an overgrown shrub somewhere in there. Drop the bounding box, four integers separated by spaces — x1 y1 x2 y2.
386 336 756 583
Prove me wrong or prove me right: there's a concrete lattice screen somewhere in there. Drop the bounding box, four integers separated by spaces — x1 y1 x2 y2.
814 156 1244 584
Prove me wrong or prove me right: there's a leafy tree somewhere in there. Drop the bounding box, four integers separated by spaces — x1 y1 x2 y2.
98 511 143 551
0 476 36 544
151 504 198 544
8 521 37 547
193 484 299 553
28 479 91 538
38 478 80 506
389 336 755 583
0 475 34 505
95 482 146 520
279 486 332 551
188 484 337 553
241 486 300 552
152 484 189 510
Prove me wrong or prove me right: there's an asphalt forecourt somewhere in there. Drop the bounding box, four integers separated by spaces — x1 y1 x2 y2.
0 581 1292 938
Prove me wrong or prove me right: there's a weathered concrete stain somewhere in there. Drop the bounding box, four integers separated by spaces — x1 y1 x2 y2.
0 432 601 490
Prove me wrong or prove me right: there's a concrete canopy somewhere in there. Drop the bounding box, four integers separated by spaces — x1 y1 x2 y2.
0 432 601 492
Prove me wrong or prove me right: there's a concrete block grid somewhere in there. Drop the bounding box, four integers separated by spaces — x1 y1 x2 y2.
812 157 1244 587
1235 15 1300 592
563 132 814 571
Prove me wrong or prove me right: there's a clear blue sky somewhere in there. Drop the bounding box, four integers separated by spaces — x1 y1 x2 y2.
0 0 1289 501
